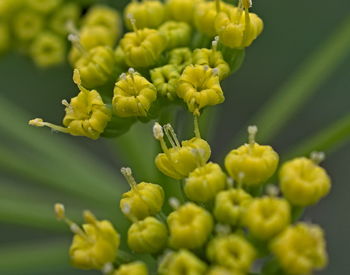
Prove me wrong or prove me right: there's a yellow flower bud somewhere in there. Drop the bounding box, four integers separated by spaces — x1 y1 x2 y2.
29 70 112 139
159 21 192 50
167 202 213 249
168 47 192 72
150 64 180 100
279 157 331 206
192 45 230 80
127 217 168 254
166 0 204 24
120 28 166 68
0 22 10 54
69 211 120 270
207 234 256 272
214 188 252 226
0 0 23 18
177 65 224 113
124 0 166 30
225 126 279 186
194 1 233 38
27 0 62 14
207 266 244 275
120 167 164 221
30 32 65 67
75 46 117 89
114 46 127 69
159 250 207 275
270 223 328 275
154 123 211 179
112 69 157 117
80 25 117 50
13 9 43 41
215 6 263 49
243 197 290 240
184 162 226 203
113 261 148 275
49 3 81 36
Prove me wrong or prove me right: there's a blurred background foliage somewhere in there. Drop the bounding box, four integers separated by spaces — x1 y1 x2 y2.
0 0 349 274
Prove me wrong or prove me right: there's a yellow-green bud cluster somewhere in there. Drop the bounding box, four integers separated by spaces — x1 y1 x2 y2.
0 0 82 67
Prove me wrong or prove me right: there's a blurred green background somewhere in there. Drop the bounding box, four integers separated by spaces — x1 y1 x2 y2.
0 0 349 274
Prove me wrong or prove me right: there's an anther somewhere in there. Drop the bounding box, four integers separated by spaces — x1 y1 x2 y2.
266 184 279 197
54 203 65 220
248 125 258 145
119 73 127 80
121 167 138 189
212 36 219 51
153 122 164 140
310 151 325 164
163 124 180 147
169 197 180 210
102 263 114 275
215 223 231 235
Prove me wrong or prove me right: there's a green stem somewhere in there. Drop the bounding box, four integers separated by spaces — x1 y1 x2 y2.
284 113 350 160
228 15 350 147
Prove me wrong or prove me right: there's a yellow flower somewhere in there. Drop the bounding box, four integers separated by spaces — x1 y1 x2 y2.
13 9 43 41
127 217 168 254
30 32 66 67
192 39 231 80
168 47 193 72
0 0 23 19
215 3 263 49
120 167 164 221
112 68 157 117
194 0 233 38
158 21 192 50
279 156 331 206
153 123 211 180
166 0 204 24
177 65 224 113
54 204 120 270
159 250 207 275
150 64 180 100
167 202 213 249
243 197 291 240
113 261 148 275
79 25 117 50
270 223 328 275
207 234 256 272
207 266 244 275
184 162 226 203
214 188 252 226
29 70 112 139
49 3 81 36
124 0 166 30
225 126 279 186
120 23 166 68
27 0 62 14
75 46 117 89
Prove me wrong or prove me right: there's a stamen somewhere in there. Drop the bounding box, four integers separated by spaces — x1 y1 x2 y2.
61 99 70 107
102 263 114 275
67 33 86 55
73 69 90 93
193 112 201 139
310 151 325 164
248 125 258 146
227 177 234 189
163 124 180 147
212 67 219 76
212 36 219 51
83 210 98 225
54 203 65 220
119 73 127 80
169 197 180 210
215 223 231 235
29 118 70 133
266 184 279 197
121 167 138 189
153 122 164 140
237 172 245 188
127 13 138 34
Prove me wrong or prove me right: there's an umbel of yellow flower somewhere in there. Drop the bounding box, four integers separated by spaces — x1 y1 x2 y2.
214 188 252 226
120 167 164 221
215 0 263 49
184 162 226 203
27 0 62 14
29 70 112 139
158 250 207 275
167 202 213 249
49 3 81 36
120 16 166 68
177 65 224 113
168 47 192 72
243 196 291 240
12 9 44 41
113 68 157 117
207 266 244 275
127 217 168 254
225 126 279 186
113 261 148 275
279 153 331 206
124 0 166 30
74 46 117 89
54 204 120 270
207 234 256 272
270 223 328 275
166 0 204 24
158 21 192 50
192 37 231 80
153 122 211 180
150 64 180 100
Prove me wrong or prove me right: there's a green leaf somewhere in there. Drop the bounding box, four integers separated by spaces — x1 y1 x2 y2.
229 15 350 146
284 113 350 160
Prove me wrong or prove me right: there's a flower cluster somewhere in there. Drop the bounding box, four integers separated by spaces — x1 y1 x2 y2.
0 0 85 67
56 124 330 275
29 0 263 139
